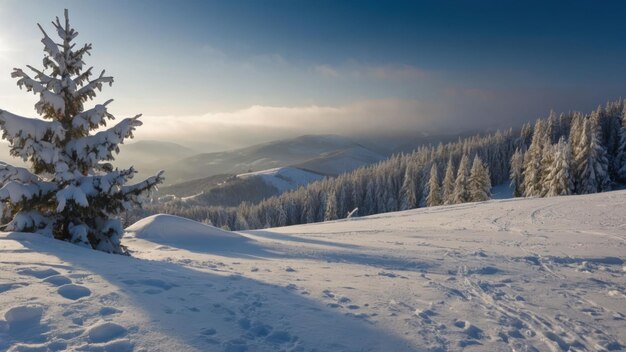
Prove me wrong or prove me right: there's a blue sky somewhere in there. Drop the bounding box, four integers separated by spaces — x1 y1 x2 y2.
0 1 625 149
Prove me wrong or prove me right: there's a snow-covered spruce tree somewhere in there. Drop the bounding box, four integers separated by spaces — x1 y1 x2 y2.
425 163 441 207
522 119 545 197
509 148 524 197
544 137 573 197
572 118 597 194
399 162 418 210
538 140 556 197
616 108 626 182
0 11 163 253
589 115 611 192
453 154 470 204
441 158 455 205
468 155 491 202
324 189 338 221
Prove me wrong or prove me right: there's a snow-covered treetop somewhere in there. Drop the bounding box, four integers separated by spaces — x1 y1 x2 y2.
8 9 113 122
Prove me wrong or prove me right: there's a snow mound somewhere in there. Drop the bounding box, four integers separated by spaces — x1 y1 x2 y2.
125 214 247 246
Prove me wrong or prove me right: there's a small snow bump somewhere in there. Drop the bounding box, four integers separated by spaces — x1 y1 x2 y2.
99 307 123 316
4 305 43 330
87 322 128 343
266 330 294 344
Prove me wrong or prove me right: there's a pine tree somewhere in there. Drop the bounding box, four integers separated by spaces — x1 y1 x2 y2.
399 163 417 210
0 11 163 253
523 119 545 197
509 148 524 197
453 154 470 204
425 163 441 207
520 122 533 148
616 107 626 182
324 190 338 221
442 158 456 205
573 118 597 194
589 116 611 192
538 142 556 197
469 155 491 202
544 137 574 196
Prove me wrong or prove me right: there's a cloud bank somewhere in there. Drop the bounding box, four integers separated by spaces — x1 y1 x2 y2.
133 84 620 151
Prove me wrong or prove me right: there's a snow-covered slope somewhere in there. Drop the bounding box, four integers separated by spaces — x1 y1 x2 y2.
236 167 325 192
1 191 625 351
294 146 386 176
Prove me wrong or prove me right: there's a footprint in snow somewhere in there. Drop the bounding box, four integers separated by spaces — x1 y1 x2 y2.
453 320 484 339
322 289 335 298
338 296 351 303
99 307 123 316
0 283 28 294
17 267 60 279
43 275 72 286
58 284 91 300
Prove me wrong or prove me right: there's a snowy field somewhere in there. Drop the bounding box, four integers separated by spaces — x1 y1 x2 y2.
1 191 625 351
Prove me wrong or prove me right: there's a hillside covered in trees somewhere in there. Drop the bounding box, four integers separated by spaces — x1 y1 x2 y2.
134 99 626 230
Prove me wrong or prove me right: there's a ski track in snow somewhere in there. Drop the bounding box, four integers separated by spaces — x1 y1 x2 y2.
0 191 625 351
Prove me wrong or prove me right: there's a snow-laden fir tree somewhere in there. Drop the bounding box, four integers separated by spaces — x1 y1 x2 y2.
544 137 573 197
572 118 597 194
616 108 626 181
425 163 441 207
453 154 470 204
509 148 524 197
523 119 547 197
538 138 556 197
399 162 418 210
324 190 338 221
589 114 611 192
468 155 491 202
0 11 163 253
441 158 456 205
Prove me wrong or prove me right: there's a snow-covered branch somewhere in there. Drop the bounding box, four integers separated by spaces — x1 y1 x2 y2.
66 115 142 167
0 110 66 144
74 70 113 102
0 162 42 184
37 23 66 75
11 68 46 94
71 100 114 131
0 180 56 204
121 170 165 206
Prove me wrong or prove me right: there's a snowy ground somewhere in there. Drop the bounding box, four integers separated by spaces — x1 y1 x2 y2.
1 191 625 351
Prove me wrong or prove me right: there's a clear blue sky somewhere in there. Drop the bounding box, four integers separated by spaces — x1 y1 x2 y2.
0 1 625 148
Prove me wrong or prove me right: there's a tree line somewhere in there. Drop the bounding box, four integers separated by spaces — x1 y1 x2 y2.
132 99 626 231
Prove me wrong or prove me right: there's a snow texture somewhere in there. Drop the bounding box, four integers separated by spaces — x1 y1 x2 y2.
0 191 625 351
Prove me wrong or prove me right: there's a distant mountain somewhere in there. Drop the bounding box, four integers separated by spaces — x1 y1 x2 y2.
115 140 196 178
163 134 386 184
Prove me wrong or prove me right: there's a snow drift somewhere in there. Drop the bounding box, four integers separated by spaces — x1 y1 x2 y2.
125 214 246 246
